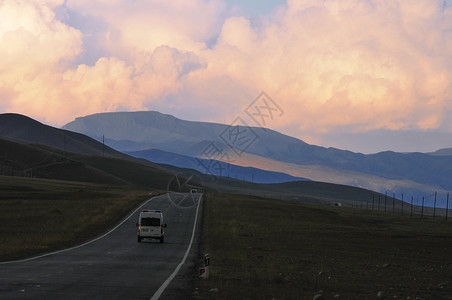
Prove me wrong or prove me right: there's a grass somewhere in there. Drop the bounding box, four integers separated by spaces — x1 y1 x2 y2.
195 193 452 299
0 175 156 261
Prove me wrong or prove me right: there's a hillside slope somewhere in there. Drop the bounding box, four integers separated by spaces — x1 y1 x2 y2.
0 113 126 158
63 111 452 196
0 138 175 188
126 148 309 184
0 113 394 206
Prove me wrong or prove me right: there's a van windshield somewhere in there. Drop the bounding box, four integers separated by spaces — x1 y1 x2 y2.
141 217 160 226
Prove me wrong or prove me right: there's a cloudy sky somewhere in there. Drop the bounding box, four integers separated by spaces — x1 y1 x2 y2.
1 0 452 153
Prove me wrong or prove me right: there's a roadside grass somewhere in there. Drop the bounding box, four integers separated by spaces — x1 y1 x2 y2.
196 193 452 299
0 176 155 261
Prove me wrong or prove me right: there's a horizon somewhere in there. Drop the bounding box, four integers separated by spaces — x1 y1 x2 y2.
1 0 452 153
4 110 452 155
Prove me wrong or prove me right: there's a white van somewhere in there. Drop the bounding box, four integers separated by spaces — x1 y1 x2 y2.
137 210 167 243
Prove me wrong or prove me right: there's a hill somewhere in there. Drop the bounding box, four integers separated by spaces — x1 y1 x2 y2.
0 137 176 188
0 113 126 158
0 135 383 206
429 147 452 156
126 148 309 184
63 111 452 198
0 113 391 206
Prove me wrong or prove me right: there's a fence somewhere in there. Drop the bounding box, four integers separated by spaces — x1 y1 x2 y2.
354 191 451 220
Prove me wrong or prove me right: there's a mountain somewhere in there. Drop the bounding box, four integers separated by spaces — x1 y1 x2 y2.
0 113 181 188
0 113 393 207
0 136 175 187
0 113 126 158
429 148 452 156
126 148 309 184
63 111 452 199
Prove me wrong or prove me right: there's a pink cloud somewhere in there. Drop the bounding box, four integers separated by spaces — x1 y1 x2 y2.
1 0 452 140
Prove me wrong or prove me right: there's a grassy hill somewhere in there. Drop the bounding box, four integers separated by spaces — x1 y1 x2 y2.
0 113 126 158
0 138 175 187
204 174 387 207
0 135 389 206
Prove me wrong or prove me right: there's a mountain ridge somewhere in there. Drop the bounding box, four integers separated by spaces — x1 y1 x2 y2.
63 111 452 198
0 112 391 206
126 148 310 184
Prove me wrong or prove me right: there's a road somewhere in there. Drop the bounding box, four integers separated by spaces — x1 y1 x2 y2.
0 192 203 299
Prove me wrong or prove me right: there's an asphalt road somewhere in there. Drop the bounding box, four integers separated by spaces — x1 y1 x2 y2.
0 192 203 300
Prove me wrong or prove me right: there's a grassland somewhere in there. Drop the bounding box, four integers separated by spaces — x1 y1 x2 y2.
3 173 452 299
0 176 155 261
196 193 452 299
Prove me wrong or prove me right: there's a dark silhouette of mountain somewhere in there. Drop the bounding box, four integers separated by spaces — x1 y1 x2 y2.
0 137 172 187
0 113 182 188
0 113 123 158
0 113 392 206
0 113 308 185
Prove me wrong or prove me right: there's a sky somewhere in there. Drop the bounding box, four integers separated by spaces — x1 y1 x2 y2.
1 0 452 153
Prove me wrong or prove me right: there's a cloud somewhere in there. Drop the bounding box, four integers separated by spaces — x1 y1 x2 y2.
172 0 452 134
66 0 226 58
0 0 82 122
0 0 82 74
1 0 452 142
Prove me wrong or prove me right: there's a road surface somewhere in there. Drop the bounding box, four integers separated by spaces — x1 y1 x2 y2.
0 192 202 299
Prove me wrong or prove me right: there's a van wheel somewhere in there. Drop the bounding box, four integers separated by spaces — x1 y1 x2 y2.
137 236 141 243
160 236 164 243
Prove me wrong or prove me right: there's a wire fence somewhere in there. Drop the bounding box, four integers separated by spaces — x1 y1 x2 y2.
351 191 451 221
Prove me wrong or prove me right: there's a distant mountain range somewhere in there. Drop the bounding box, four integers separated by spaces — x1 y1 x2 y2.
126 148 309 184
63 111 452 199
0 113 387 206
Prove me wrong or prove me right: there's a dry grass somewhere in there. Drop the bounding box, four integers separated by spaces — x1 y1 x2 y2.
0 176 154 261
195 192 452 299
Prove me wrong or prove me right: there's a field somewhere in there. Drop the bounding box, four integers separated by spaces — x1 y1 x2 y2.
0 176 154 261
195 193 452 299
2 174 452 299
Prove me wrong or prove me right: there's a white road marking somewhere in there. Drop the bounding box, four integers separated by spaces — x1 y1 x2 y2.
150 194 202 300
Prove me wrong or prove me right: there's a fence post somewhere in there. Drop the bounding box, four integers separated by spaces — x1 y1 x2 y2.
372 196 375 210
433 192 437 218
410 196 413 217
392 193 395 213
378 196 381 211
384 192 387 212
421 196 425 218
446 192 449 222
401 193 404 215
